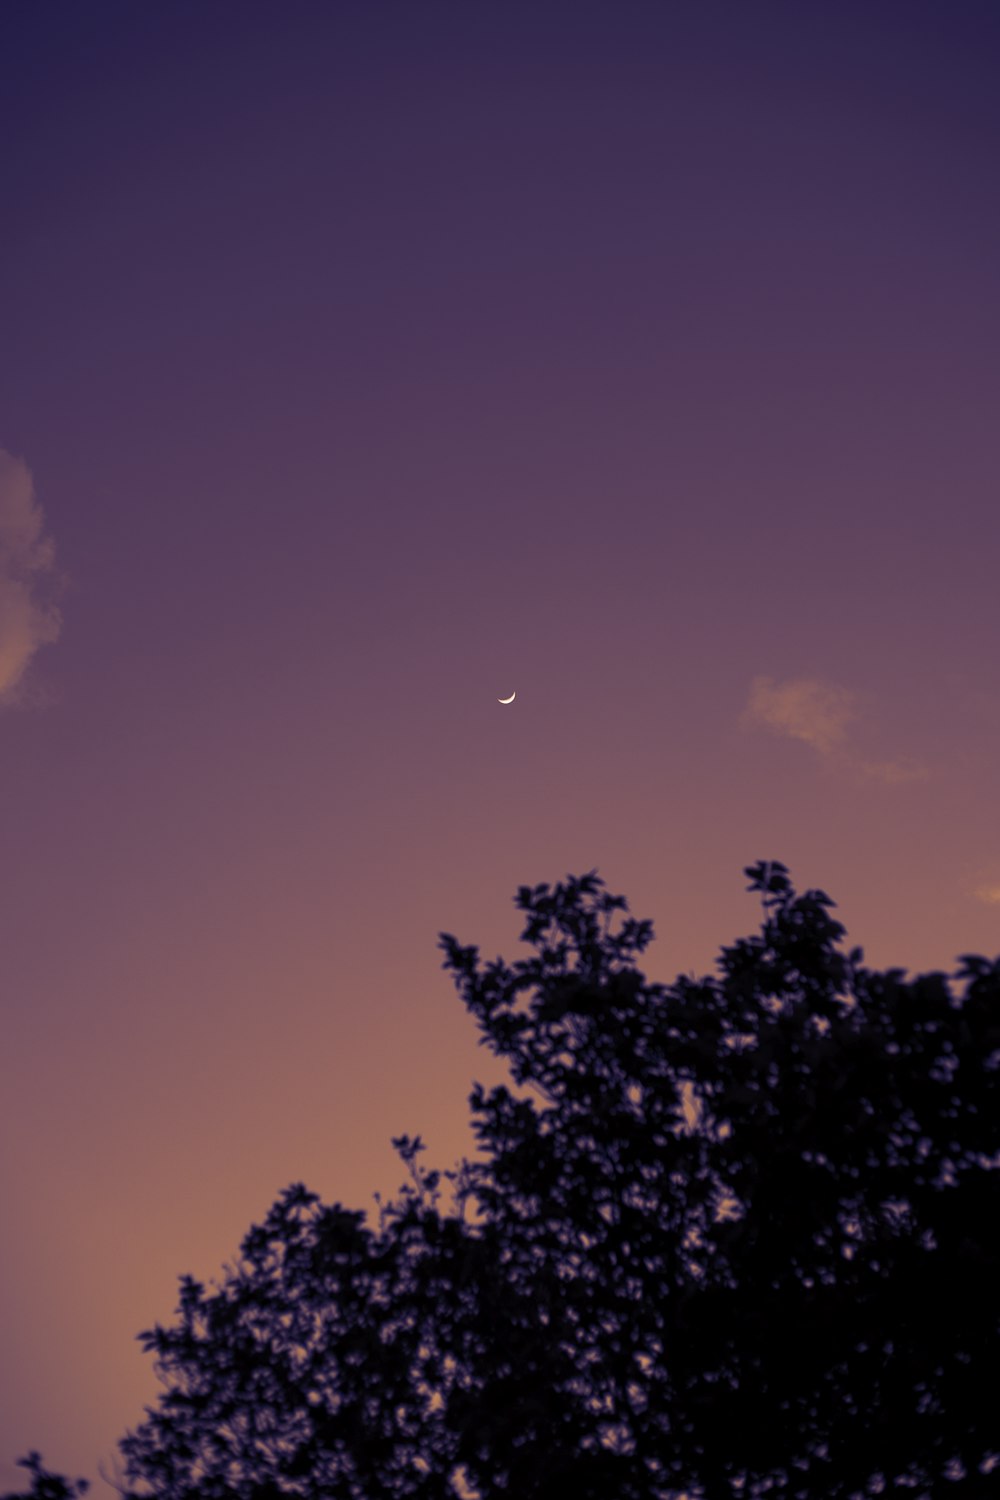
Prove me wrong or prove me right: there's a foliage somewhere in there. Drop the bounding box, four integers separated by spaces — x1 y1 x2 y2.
0 1453 88 1499
5 864 999 1498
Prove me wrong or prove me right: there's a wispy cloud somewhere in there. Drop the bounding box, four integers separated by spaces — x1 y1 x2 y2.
0 448 62 704
856 756 928 785
743 675 855 755
963 860 1000 906
743 674 928 783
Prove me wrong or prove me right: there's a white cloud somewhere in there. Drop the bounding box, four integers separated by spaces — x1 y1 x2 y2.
0 448 61 704
972 883 1000 907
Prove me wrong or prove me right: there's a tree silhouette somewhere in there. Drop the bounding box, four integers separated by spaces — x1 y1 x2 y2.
0 1453 88 1500
6 864 999 1498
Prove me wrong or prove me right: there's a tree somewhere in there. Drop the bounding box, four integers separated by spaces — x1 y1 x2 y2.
0 1453 88 1500
6 864 999 1498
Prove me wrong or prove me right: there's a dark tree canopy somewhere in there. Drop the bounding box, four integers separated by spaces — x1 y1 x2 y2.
0 1454 88 1500
7 864 999 1499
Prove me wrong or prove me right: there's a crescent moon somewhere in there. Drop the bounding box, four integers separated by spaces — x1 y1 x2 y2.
498 691 516 704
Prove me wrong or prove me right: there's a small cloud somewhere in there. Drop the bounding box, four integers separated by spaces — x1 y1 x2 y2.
742 675 855 755
742 673 929 785
857 757 930 786
0 447 62 704
973 884 1000 907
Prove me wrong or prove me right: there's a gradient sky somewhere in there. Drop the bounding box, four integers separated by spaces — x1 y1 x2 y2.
2 1 999 1487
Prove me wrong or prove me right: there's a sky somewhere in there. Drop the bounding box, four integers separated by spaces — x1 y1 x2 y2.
1 0 999 1487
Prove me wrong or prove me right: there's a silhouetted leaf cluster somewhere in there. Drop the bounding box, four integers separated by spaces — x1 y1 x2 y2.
7 864 999 1498
1 1453 88 1500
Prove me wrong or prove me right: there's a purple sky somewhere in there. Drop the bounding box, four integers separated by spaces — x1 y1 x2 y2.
2 2 999 1487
